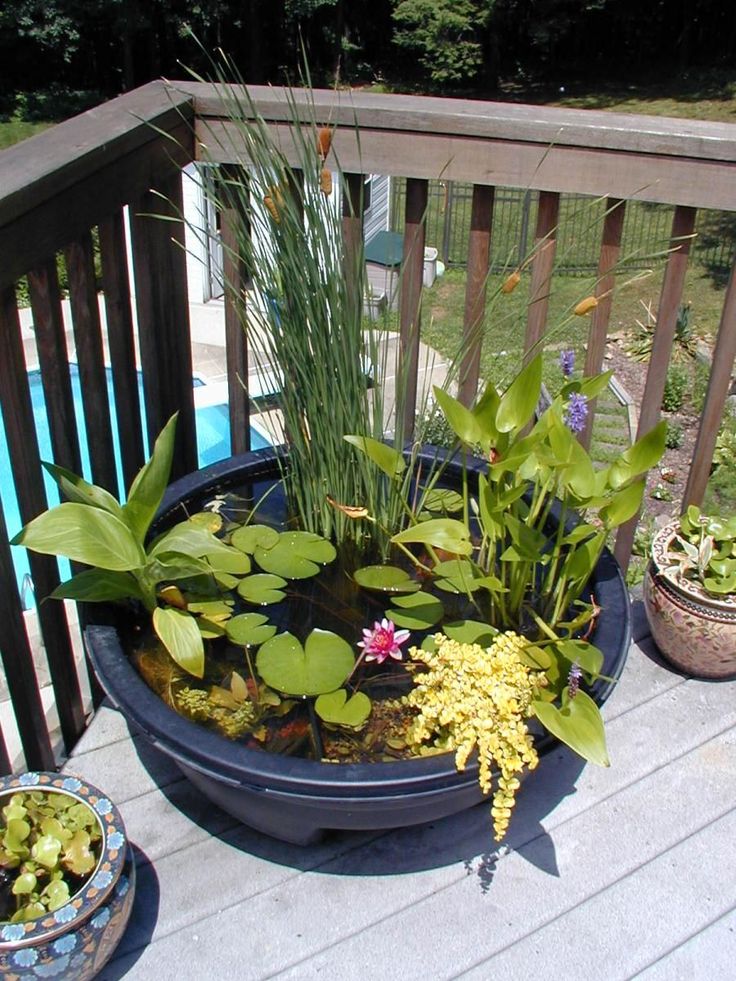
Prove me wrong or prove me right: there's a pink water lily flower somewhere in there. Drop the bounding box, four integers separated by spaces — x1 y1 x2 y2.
358 618 411 664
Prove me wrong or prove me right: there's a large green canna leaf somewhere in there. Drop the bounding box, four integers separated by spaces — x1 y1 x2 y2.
152 606 204 678
123 413 178 543
533 690 609 766
496 355 542 433
148 522 233 560
42 462 124 518
12 503 145 571
51 569 144 603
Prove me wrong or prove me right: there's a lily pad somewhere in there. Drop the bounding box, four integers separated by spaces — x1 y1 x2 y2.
256 629 354 696
237 574 287 605
254 531 337 580
422 488 464 513
226 613 277 647
443 619 498 646
315 689 371 728
186 599 233 619
205 549 252 575
387 591 444 629
231 524 280 554
433 559 482 594
197 617 227 639
353 565 421 593
189 511 223 533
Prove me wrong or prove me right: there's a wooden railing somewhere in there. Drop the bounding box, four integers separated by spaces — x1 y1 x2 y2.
0 81 735 773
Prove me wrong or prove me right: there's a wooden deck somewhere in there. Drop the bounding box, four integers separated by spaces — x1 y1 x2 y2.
65 596 736 981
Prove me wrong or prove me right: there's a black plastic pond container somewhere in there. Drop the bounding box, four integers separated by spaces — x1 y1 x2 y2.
84 448 632 845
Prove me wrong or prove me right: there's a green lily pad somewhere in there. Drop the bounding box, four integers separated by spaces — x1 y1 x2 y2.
256 629 354 696
205 549 252 575
353 565 421 593
433 559 482 594
443 619 498 646
387 591 444 629
189 511 223 533
197 617 227 639
315 689 371 728
254 531 337 580
237 574 287 605
186 599 233 619
422 488 464 513
226 613 277 647
231 524 280 554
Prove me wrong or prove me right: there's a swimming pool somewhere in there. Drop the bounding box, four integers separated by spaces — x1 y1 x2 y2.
1 366 270 606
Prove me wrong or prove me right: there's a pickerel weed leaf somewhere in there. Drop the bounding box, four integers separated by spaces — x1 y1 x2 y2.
153 606 205 678
533 690 609 766
496 355 542 433
315 689 371 728
609 420 667 489
432 386 483 446
353 565 421 593
391 518 472 556
237 574 287 605
554 639 604 677
343 435 406 478
256 629 354 696
226 612 277 647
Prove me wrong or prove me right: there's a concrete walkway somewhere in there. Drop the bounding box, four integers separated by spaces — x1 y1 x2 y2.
63 598 736 981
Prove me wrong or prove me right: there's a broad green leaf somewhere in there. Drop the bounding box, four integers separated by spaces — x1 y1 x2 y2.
472 381 501 445
231 524 280 554
226 612 277 647
496 355 542 433
51 569 144 603
237 573 287 605
533 690 609 766
13 503 145 571
561 523 600 546
144 553 213 584
204 549 252 575
123 413 178 542
197 618 226 639
315 689 371 728
432 386 482 446
153 606 204 678
353 565 421 593
443 620 498 646
564 370 613 401
387 591 444 629
256 629 354 696
186 599 233 618
344 435 406 478
42 462 124 517
564 531 605 582
554 639 604 677
703 573 736 595
433 559 482 593
391 518 472 556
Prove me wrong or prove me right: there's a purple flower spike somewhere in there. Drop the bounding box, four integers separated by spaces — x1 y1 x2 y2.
568 662 583 699
564 392 588 434
560 349 575 377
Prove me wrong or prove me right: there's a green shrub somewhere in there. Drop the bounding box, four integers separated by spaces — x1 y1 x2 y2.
665 422 684 449
661 365 688 412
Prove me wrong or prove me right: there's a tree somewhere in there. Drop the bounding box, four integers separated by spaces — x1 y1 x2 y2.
392 0 492 87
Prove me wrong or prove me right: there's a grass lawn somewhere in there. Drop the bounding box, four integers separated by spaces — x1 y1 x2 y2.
0 116 52 150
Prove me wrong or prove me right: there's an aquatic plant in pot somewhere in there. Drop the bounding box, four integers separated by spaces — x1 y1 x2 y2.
0 771 134 980
13 349 665 844
644 506 736 678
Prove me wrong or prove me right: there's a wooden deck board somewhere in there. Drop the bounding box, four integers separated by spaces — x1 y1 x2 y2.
63 600 736 980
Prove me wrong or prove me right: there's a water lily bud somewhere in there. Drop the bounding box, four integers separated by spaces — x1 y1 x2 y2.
574 296 598 316
320 168 333 197
501 270 521 294
317 126 333 159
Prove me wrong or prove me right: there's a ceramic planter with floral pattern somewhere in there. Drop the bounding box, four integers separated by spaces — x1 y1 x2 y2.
644 519 736 679
0 772 135 980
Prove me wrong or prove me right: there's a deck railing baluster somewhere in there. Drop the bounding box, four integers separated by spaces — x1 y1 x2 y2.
398 178 428 439
524 191 560 362
458 184 495 407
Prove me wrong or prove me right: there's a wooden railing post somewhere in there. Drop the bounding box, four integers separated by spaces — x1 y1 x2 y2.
580 198 627 449
99 208 145 489
524 191 560 361
218 165 251 456
130 174 197 479
458 184 495 407
65 232 119 497
683 259 736 506
342 172 365 332
398 178 429 440
615 205 697 569
0 286 86 752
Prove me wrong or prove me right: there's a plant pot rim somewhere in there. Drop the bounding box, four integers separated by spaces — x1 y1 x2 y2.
0 772 128 950
650 518 736 614
85 446 632 809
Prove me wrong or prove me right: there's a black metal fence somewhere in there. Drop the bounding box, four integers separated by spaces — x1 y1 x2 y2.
390 180 736 277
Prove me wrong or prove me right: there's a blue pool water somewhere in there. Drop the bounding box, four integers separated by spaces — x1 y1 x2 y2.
1 366 269 605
